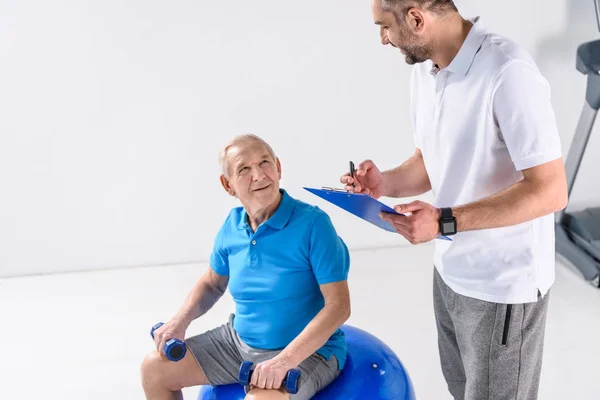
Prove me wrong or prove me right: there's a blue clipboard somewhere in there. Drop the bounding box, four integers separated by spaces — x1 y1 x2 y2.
304 187 452 241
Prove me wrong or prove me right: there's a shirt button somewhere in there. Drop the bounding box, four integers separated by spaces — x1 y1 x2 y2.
251 240 257 245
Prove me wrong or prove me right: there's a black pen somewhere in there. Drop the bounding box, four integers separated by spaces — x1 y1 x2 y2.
349 161 356 187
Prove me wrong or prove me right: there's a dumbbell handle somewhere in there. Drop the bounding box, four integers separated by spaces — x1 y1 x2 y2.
150 322 187 362
238 361 301 394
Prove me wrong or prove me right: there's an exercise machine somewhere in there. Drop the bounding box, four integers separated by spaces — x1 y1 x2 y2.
554 0 600 288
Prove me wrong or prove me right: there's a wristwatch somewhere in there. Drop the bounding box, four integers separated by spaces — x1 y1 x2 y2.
439 207 457 236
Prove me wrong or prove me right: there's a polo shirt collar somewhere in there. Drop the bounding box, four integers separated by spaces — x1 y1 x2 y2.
237 189 295 231
441 16 488 76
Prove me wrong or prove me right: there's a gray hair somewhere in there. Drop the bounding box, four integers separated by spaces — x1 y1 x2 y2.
381 0 457 15
219 134 277 178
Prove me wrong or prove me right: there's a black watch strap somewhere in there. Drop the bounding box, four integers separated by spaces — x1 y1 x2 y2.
441 207 453 219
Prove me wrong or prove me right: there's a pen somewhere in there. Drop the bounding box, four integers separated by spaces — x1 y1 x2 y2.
349 161 356 187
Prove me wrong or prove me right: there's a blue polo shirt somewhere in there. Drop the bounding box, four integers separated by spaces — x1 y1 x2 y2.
210 189 350 369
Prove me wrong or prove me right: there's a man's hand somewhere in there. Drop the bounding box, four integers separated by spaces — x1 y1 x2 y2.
152 317 189 359
340 159 386 198
250 355 296 390
379 200 441 244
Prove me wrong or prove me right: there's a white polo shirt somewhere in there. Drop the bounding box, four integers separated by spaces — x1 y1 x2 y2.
410 17 563 304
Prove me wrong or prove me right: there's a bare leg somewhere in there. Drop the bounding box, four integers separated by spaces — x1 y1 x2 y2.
244 387 291 400
140 349 209 400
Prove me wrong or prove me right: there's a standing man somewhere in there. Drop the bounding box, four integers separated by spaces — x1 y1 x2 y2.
341 1 568 399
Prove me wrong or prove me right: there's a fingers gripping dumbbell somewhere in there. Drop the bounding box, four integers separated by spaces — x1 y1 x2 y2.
238 361 301 394
150 322 187 362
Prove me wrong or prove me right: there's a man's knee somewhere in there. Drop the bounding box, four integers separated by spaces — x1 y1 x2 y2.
141 347 210 391
141 351 161 379
140 351 184 391
244 387 290 400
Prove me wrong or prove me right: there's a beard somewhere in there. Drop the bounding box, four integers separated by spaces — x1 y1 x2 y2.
397 24 432 65
402 47 430 65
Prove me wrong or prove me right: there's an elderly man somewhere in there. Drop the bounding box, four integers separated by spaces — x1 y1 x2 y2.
141 134 351 400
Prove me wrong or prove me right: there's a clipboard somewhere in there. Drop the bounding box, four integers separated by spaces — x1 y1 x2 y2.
304 187 452 241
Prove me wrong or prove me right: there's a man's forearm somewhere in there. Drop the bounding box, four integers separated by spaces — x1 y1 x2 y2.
174 279 225 325
452 179 567 232
383 151 431 198
278 302 350 367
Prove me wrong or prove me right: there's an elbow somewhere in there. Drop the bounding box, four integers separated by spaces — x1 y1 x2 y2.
332 300 351 326
420 175 432 194
554 164 569 212
421 181 432 194
548 193 567 216
342 303 351 323
556 193 568 212
552 182 569 213
536 175 568 214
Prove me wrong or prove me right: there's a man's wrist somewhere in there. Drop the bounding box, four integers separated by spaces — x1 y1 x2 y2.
381 170 393 197
173 312 193 327
439 207 458 236
452 207 465 232
435 207 442 235
276 349 298 368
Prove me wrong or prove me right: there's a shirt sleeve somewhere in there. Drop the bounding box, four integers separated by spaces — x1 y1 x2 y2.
491 60 563 171
209 218 229 277
308 213 350 285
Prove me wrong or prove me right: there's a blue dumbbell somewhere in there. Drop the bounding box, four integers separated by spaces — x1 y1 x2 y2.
238 361 301 394
150 322 187 362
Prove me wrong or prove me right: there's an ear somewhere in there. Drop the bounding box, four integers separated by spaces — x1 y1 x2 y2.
406 8 426 33
275 157 282 179
220 175 236 197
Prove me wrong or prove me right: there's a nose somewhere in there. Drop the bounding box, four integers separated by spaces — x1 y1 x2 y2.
251 165 266 181
380 28 389 46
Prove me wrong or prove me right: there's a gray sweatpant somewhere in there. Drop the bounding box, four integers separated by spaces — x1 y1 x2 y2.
433 267 550 400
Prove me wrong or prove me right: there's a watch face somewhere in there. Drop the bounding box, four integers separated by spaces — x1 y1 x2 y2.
443 221 457 234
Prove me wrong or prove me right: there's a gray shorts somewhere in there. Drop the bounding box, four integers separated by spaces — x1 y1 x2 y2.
185 314 340 400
